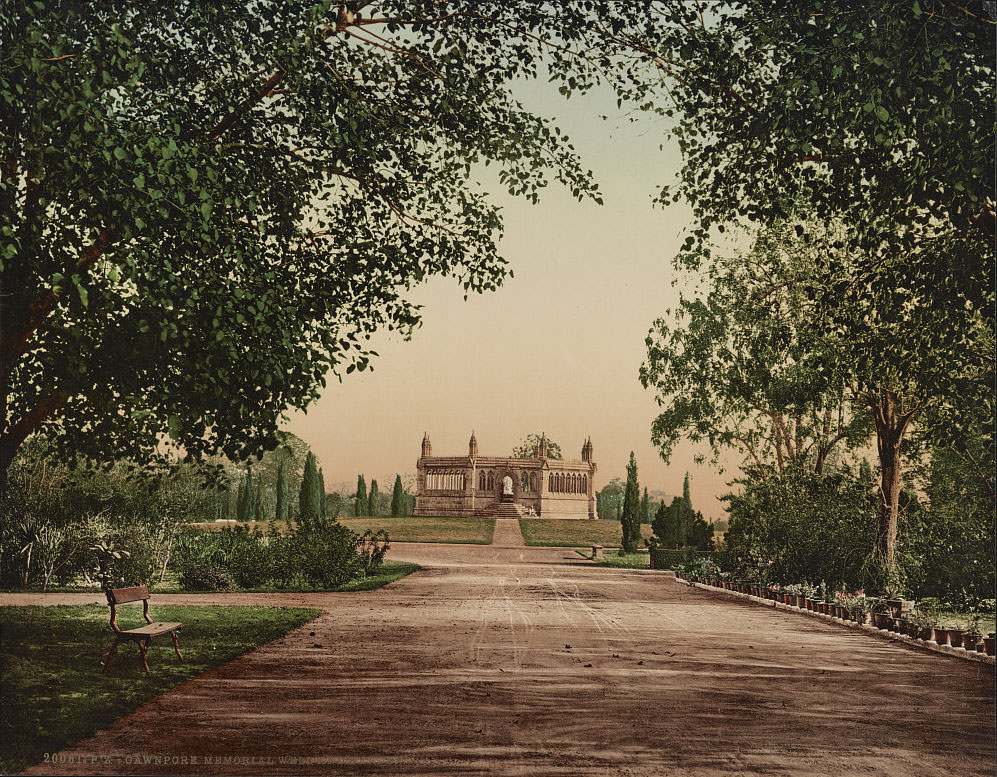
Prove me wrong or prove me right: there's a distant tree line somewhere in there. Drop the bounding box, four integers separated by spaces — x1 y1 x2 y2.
351 474 413 517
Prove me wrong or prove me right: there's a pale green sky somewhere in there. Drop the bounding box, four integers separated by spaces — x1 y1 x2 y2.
286 76 740 518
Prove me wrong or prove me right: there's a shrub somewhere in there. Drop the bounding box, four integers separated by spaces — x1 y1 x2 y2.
716 468 876 591
180 564 235 591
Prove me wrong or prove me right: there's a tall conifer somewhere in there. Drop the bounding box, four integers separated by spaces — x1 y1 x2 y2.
640 487 650 524
368 479 380 517
681 472 693 547
318 467 327 519
390 474 404 517
299 452 321 529
355 474 368 517
239 465 256 523
275 461 288 522
621 452 641 553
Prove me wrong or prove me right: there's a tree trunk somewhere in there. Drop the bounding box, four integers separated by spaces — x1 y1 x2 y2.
871 388 918 588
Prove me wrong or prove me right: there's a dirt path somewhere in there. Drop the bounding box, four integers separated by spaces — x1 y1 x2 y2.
14 545 995 776
490 518 525 547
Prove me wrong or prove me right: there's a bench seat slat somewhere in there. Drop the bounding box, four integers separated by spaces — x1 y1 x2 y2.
120 621 182 638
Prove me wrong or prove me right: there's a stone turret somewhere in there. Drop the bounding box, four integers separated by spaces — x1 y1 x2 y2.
421 432 432 458
582 436 593 462
538 433 548 459
469 430 478 457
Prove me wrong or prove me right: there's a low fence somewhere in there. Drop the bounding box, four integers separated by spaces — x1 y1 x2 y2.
650 548 712 570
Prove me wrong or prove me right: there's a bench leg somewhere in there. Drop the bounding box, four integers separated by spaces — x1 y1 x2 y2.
101 638 120 674
171 630 183 662
137 639 151 676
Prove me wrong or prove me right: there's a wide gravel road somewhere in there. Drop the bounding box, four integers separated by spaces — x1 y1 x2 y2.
14 541 995 776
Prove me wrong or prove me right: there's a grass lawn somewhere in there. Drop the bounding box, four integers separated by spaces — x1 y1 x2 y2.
0 604 322 774
519 519 654 548
338 516 495 544
575 548 652 569
188 517 496 545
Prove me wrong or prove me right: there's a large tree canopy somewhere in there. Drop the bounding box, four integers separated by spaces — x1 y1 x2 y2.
1 0 617 477
641 221 871 475
615 2 994 264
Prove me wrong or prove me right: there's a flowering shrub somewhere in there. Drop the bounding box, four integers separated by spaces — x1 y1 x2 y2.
907 608 937 629
834 590 869 613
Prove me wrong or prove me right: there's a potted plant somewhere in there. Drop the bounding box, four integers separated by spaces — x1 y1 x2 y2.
870 599 891 629
945 625 966 649
908 608 936 641
962 615 983 652
983 633 996 657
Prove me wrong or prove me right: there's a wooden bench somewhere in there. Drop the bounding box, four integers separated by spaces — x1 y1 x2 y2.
101 585 182 676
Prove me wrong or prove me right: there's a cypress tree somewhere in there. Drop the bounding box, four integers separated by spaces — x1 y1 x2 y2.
640 487 650 524
235 477 246 522
318 467 327 519
621 451 641 553
239 465 256 523
355 474 368 517
299 452 321 530
390 474 404 517
681 472 693 547
368 479 380 517
275 461 289 522
254 483 265 522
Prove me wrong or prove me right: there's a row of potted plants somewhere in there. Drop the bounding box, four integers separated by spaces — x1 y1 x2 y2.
676 567 996 657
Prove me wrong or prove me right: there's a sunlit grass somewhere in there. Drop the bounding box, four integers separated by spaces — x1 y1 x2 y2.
519 519 653 547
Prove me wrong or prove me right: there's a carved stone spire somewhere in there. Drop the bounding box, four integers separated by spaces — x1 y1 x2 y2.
421 432 432 458
582 436 593 462
469 430 478 457
538 433 547 459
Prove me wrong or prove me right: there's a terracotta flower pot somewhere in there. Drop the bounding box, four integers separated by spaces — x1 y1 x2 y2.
983 637 996 656
929 627 946 644
962 634 982 652
873 613 891 629
946 629 965 648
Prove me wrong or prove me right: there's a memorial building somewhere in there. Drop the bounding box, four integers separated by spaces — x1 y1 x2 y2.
414 432 597 519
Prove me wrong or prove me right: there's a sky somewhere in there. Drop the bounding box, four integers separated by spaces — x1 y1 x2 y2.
285 77 740 519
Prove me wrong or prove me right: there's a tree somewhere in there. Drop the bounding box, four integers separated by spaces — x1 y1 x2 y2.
1 1 610 482
237 465 255 524
596 478 624 520
620 452 641 554
640 487 650 525
680 473 693 547
512 434 562 460
253 483 265 522
368 479 379 518
275 461 289 523
318 467 327 519
390 474 404 517
614 1 993 295
354 474 367 518
641 221 868 476
688 510 714 552
652 498 682 548
717 468 877 589
643 217 991 588
298 452 321 530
